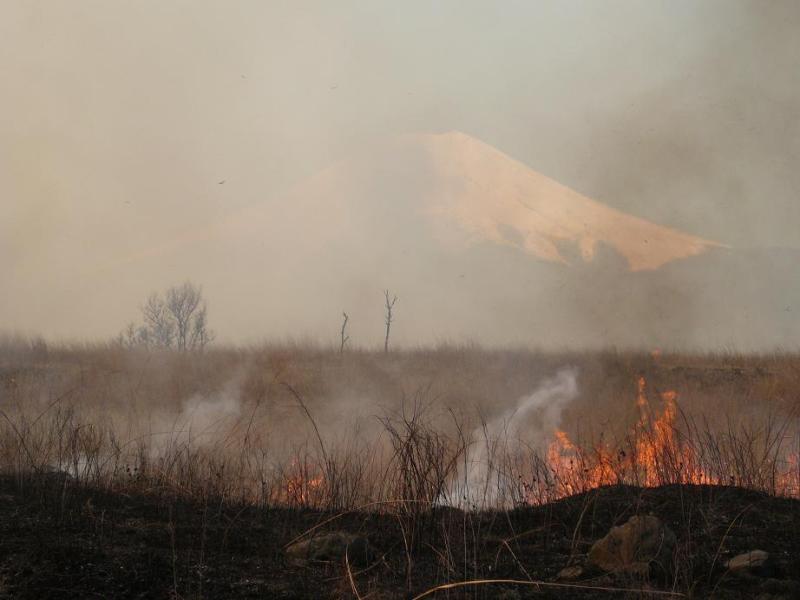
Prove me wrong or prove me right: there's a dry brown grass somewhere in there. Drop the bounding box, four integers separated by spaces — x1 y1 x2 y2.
0 336 798 511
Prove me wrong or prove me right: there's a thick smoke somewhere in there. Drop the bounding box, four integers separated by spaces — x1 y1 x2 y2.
454 367 579 506
2 2 799 350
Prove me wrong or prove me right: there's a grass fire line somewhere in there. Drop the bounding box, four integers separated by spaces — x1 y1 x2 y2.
1 341 797 510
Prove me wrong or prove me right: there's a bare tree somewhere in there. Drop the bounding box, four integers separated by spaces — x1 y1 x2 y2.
383 290 397 354
166 281 203 352
340 311 350 354
189 303 214 351
142 293 175 348
120 281 214 352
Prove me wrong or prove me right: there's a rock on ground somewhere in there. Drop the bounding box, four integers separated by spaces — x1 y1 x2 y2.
556 564 585 581
285 531 371 567
726 550 772 575
588 515 676 577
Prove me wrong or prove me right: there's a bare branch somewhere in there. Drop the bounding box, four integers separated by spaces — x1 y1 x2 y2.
166 281 203 351
123 281 213 352
340 311 350 354
384 290 398 354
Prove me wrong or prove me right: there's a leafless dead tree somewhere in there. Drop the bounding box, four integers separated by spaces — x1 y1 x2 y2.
166 282 203 352
384 290 397 354
189 303 214 351
121 281 213 351
340 311 350 354
142 293 175 348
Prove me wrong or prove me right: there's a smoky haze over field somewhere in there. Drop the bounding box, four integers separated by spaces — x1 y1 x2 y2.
2 1 800 349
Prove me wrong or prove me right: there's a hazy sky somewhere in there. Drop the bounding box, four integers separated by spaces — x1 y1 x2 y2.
2 1 799 342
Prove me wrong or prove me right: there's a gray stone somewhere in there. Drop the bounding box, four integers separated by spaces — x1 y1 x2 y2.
588 515 676 577
557 564 585 580
725 550 771 574
285 531 371 566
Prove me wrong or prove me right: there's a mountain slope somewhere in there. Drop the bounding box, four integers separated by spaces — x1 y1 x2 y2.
416 131 721 271
206 131 721 273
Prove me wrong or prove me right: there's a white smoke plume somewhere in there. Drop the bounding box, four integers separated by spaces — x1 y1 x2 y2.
453 367 579 507
175 372 244 446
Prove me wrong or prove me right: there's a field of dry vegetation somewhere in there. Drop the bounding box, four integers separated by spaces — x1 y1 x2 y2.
0 335 798 598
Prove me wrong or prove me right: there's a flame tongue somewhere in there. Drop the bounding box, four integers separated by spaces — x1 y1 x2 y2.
636 376 650 423
545 376 707 500
277 375 798 508
284 459 324 507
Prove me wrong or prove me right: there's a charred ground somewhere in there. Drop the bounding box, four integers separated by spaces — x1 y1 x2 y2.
0 476 798 599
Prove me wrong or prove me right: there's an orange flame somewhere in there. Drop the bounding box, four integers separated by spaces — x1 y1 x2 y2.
284 459 324 507
540 377 800 503
543 377 709 500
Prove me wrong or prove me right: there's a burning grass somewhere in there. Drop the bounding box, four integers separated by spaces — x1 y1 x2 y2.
0 339 798 509
0 338 798 596
544 376 798 501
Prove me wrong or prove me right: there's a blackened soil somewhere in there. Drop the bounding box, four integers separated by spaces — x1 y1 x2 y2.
0 477 798 599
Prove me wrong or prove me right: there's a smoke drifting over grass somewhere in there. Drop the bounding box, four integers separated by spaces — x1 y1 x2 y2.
177 371 244 445
0 341 797 512
457 368 580 506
